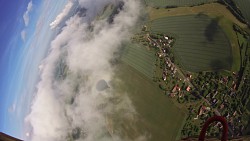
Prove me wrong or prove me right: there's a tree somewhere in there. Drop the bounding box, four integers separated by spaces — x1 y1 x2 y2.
159 84 166 91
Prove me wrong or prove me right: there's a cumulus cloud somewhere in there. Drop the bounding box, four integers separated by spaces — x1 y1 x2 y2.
21 30 26 41
23 1 33 26
49 1 74 29
26 0 145 141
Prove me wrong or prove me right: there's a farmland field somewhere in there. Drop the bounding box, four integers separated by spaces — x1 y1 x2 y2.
144 0 217 8
148 14 233 72
147 2 243 71
147 3 247 28
113 63 186 141
121 43 156 79
232 0 250 25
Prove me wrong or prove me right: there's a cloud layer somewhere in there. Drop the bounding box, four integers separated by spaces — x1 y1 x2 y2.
49 1 74 29
25 0 144 141
23 1 33 26
21 30 26 41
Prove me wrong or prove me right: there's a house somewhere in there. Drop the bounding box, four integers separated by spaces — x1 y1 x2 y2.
162 73 167 81
233 111 237 116
162 48 166 53
223 77 228 83
186 86 191 92
169 93 176 98
179 93 183 98
164 36 169 40
168 39 173 44
220 103 225 109
186 74 192 79
173 69 177 74
157 52 164 58
198 106 204 116
233 83 237 90
172 85 178 93
211 98 218 105
171 66 174 71
194 115 199 120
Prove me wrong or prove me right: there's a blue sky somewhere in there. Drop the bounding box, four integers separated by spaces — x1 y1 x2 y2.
0 0 68 139
0 0 29 127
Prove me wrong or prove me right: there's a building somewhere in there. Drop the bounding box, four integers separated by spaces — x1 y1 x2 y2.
186 86 191 92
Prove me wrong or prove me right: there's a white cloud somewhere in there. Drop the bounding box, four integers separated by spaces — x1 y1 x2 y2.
8 103 16 113
23 1 33 26
26 0 145 141
49 1 74 29
21 30 26 41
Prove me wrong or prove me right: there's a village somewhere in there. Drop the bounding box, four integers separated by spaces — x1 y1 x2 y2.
131 25 250 137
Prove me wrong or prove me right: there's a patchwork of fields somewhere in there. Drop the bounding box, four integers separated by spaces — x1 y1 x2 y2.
144 0 217 8
121 43 156 79
232 0 250 25
148 14 233 72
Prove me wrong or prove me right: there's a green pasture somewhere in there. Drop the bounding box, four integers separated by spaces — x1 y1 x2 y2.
121 43 156 79
97 4 114 20
148 14 233 72
144 0 217 8
114 63 186 141
233 0 250 25
236 32 249 66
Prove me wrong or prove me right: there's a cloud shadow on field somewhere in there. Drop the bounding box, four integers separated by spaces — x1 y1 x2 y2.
204 17 221 42
210 56 232 71
194 12 208 19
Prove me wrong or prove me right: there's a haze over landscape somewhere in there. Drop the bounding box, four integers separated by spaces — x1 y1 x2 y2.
26 0 145 140
1 0 146 140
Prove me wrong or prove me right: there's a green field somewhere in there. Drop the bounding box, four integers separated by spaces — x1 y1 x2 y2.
97 4 114 20
121 43 156 79
144 0 217 8
232 0 250 25
114 63 186 141
236 32 249 66
148 14 233 72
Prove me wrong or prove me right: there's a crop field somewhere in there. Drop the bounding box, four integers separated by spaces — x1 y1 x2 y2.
232 0 250 24
121 43 156 79
148 3 243 71
144 0 217 8
148 15 233 72
114 63 186 141
147 3 247 28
